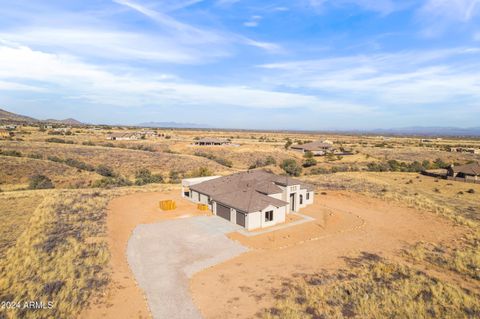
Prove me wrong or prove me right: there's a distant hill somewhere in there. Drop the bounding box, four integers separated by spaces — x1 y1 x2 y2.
44 118 84 125
369 127 480 137
0 107 83 125
0 108 38 123
137 121 211 129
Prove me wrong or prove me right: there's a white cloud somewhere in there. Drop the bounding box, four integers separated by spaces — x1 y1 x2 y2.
420 0 480 22
0 43 368 112
243 15 262 27
259 48 480 107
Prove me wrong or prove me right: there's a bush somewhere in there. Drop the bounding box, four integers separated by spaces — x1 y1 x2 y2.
134 168 163 185
0 149 22 157
29 175 54 189
64 158 95 171
92 176 132 188
303 151 314 159
47 155 63 163
96 165 115 177
303 157 317 168
45 138 74 144
280 159 302 176
189 167 213 177
169 170 183 184
27 153 43 160
467 189 476 194
82 141 95 146
284 139 292 150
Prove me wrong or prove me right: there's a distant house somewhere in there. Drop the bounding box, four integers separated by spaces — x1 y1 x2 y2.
106 132 142 141
182 170 314 230
142 130 158 139
291 140 334 156
194 138 230 146
447 162 480 182
450 147 480 154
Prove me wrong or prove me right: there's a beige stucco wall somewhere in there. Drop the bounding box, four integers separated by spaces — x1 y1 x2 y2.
246 205 286 230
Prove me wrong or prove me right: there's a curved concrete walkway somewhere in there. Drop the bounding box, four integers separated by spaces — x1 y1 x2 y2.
127 216 248 319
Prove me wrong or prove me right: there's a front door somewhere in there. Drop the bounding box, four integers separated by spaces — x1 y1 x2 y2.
290 193 295 212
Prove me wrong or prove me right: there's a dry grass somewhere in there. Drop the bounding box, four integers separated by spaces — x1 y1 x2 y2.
0 155 101 190
264 253 480 319
0 191 45 257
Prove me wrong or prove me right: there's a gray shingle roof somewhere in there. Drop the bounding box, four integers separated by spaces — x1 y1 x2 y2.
291 141 333 151
190 170 314 213
451 162 480 176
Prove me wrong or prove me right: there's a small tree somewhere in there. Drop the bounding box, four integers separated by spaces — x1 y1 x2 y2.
280 159 302 176
265 155 276 166
284 138 292 150
29 175 54 189
303 151 314 159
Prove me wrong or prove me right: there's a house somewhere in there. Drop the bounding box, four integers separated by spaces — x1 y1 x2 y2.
106 132 142 141
194 137 230 146
450 147 480 154
182 170 315 230
142 130 158 139
291 140 334 156
447 162 480 182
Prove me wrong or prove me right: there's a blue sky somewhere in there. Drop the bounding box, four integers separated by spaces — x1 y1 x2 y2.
0 0 479 129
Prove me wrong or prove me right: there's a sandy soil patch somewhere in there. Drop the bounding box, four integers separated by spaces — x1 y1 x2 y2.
190 191 463 319
81 188 209 319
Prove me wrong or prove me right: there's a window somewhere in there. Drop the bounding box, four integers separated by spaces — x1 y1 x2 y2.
306 192 310 200
299 194 303 205
265 210 273 222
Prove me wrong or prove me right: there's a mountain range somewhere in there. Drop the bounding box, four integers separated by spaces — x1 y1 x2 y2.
0 108 84 125
1 107 479 136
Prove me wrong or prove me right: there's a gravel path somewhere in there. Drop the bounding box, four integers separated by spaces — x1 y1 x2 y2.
127 216 248 319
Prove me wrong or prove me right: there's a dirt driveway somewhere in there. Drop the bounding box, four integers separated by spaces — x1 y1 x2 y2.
127 217 248 319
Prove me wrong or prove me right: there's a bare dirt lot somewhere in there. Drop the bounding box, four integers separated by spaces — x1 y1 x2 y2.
190 191 464 319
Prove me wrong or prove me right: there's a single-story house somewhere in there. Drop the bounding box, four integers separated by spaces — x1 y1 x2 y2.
182 170 315 230
291 140 334 156
106 132 142 141
450 147 480 154
194 138 230 146
447 162 480 182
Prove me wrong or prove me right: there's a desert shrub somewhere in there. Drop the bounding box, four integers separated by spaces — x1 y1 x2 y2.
194 151 233 167
29 175 54 189
249 156 277 169
45 137 74 144
82 141 96 146
284 139 292 150
467 189 476 194
303 158 317 168
169 170 183 184
0 149 22 157
64 158 95 171
303 151 314 158
129 144 155 152
47 155 63 163
92 176 132 188
134 168 163 185
280 159 302 177
96 165 115 177
27 153 43 160
189 167 213 177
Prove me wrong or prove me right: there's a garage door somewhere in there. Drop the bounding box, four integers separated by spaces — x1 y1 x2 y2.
236 211 246 227
216 203 231 221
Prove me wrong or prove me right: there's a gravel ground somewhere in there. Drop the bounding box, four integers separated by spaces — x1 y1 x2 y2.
127 216 248 319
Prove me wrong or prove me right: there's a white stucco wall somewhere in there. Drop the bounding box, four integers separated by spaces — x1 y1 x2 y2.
245 205 287 230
